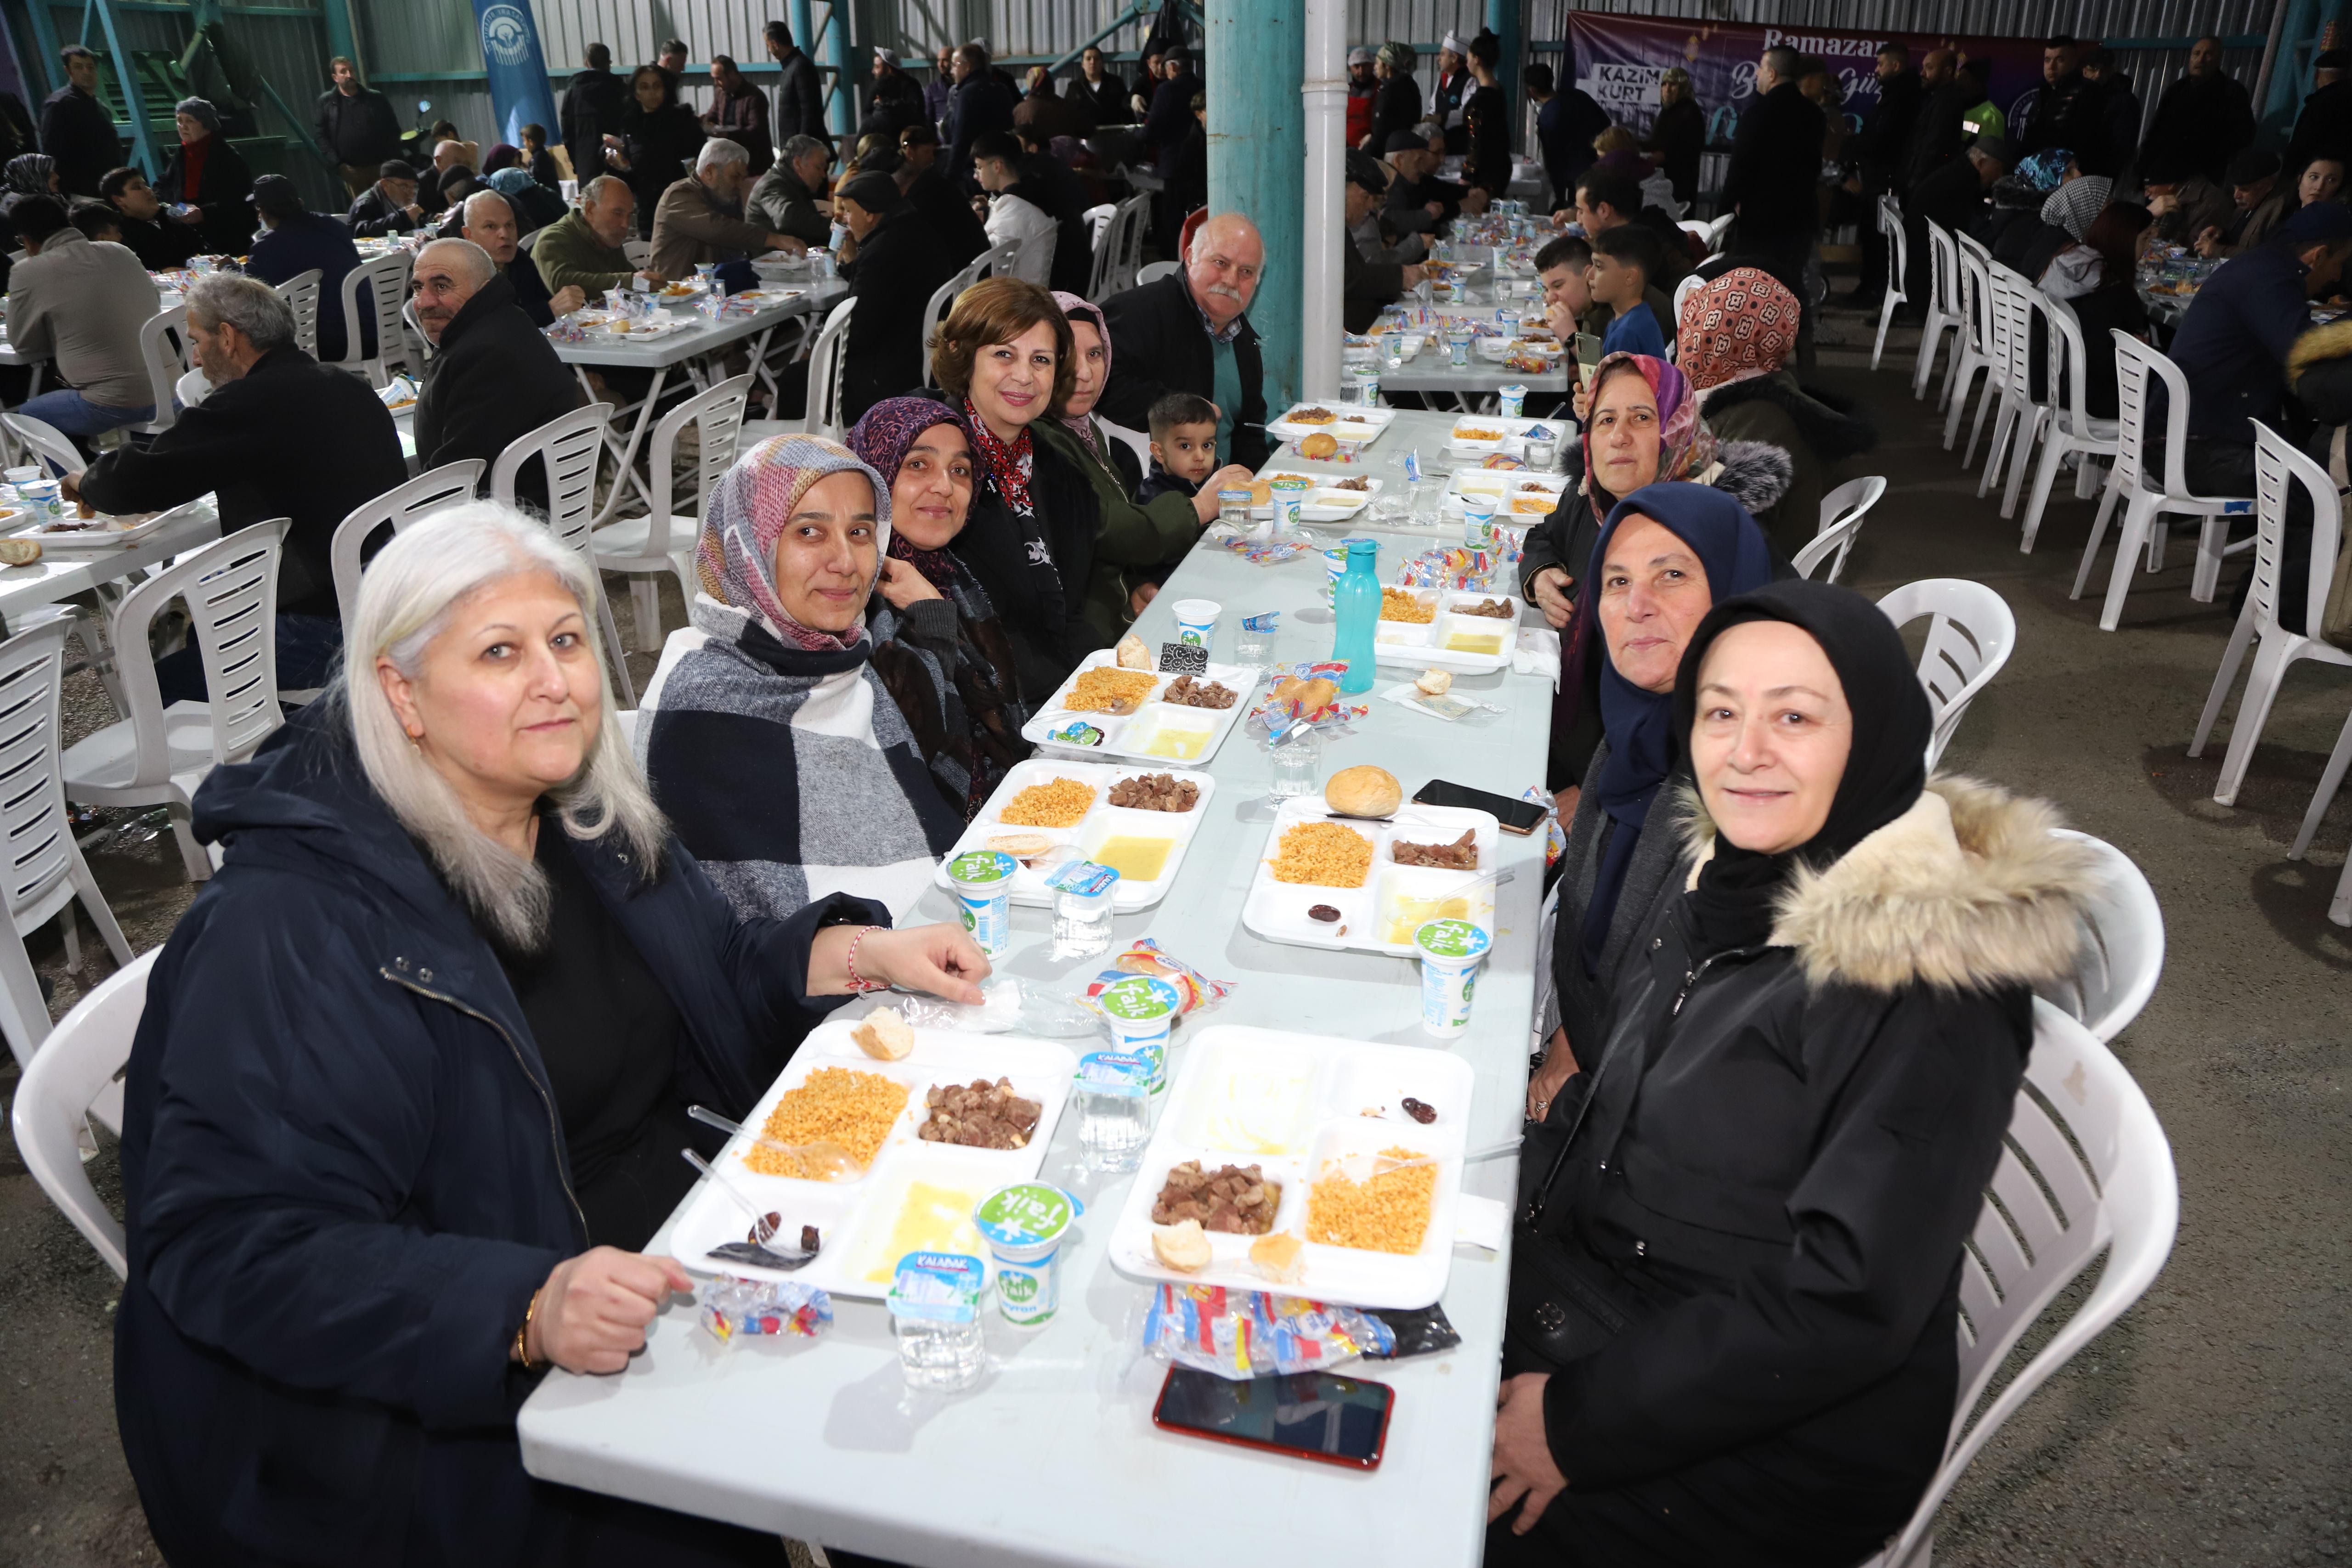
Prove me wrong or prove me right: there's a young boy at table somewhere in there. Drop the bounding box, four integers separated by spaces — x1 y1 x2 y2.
1136 390 1221 503
1589 223 1669 359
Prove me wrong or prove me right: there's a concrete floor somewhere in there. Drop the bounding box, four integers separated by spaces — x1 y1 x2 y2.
0 305 2347 1566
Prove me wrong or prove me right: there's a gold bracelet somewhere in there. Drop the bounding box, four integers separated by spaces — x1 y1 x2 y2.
514 1288 544 1369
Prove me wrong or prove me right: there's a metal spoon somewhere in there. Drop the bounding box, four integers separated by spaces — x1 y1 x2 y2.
687 1103 861 1183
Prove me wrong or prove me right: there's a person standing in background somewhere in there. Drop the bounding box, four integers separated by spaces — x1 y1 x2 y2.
2018 35 2104 167
656 39 689 79
947 42 1015 186
862 49 929 142
1072 45 1131 127
313 56 401 201
560 43 627 182
1644 66 1707 209
2289 50 2352 179
605 64 704 238
1430 32 1471 155
1462 30 1511 196
156 98 254 256
2079 48 2142 181
926 45 956 131
1365 42 1424 155
1902 47 1967 199
702 54 773 174
1849 44 1921 310
1722 46 1825 288
40 46 121 197
1146 50 1202 171
2138 35 2255 187
767 19 829 147
1346 48 1378 150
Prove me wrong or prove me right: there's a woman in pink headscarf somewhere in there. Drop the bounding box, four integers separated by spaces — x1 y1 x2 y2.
1676 266 1876 556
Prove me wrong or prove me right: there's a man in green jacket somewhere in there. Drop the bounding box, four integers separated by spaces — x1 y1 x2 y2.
531 175 661 299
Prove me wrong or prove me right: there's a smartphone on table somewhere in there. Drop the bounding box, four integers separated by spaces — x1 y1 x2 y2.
1415 779 1550 836
1152 1365 1395 1469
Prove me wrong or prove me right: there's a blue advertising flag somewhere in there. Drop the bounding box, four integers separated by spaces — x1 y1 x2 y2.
471 0 562 148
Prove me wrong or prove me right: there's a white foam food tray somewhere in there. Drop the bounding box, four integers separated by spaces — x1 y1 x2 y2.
1258 467 1383 524
3 509 180 552
1240 795 1500 956
1447 414 1565 457
1373 587 1524 673
1445 468 1568 519
1265 402 1396 446
1020 648 1257 766
666 1019 1078 1298
931 756 1216 912
1107 1025 1476 1310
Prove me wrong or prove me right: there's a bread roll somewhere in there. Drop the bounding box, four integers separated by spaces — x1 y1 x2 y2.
1415 669 1453 696
1299 432 1339 459
1325 764 1402 818
0 537 41 567
1250 1231 1305 1284
849 1006 914 1061
1115 633 1152 670
1295 677 1337 711
1152 1218 1211 1273
1245 479 1273 505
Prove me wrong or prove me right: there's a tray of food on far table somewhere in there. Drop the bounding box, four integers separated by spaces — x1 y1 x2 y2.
1241 765 1502 955
931 756 1216 912
1020 643 1257 766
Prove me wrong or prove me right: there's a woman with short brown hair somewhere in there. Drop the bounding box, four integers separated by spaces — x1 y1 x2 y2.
919 275 1104 695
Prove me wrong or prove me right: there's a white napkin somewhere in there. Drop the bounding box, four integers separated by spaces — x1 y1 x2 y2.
1454 1194 1509 1251
1512 627 1560 687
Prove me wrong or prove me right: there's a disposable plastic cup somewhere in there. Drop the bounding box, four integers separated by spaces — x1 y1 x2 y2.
945 850 1017 957
1171 598 1220 650
1074 1051 1153 1171
1447 332 1473 367
1415 918 1492 1038
1097 974 1181 1092
974 1183 1082 1326
1498 384 1528 419
1462 497 1500 551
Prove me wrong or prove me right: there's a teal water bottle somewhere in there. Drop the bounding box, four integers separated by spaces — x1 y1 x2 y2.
1332 538 1380 694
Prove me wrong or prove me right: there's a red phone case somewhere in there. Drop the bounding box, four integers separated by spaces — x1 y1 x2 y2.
1149 1367 1395 1470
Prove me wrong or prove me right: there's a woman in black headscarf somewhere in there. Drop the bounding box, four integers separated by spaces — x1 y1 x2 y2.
1526 481 1777 1126
1492 580 2102 1568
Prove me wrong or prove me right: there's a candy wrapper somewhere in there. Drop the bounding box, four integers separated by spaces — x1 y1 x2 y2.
1247 659 1371 733
1081 939 1231 1020
1525 782 1565 869
1397 530 1527 594
1143 1284 1396 1380
898 976 1102 1037
1201 525 1317 565
701 1276 832 1344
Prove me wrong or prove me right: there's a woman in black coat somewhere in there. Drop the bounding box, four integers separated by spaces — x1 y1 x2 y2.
920 275 1106 698
1490 580 2099 1568
155 97 254 255
610 64 704 237
114 508 988 1567
1644 70 1707 208
1366 44 1423 154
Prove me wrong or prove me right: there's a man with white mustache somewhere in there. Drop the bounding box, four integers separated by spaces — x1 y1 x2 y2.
1094 211 1272 468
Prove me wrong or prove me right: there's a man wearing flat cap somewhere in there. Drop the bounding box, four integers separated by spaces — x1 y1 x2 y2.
344 158 426 237
1384 126 1481 238
835 169 956 421
1343 152 1427 332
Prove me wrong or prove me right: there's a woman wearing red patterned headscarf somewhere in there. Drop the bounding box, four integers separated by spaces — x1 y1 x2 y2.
1678 266 1878 556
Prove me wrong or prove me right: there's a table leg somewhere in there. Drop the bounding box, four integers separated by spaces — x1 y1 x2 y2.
591 365 669 527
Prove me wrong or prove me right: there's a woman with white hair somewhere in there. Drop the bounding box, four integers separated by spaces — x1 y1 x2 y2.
154 96 254 254
113 504 986 1565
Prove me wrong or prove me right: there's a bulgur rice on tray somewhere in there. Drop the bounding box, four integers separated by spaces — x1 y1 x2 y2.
998 777 1098 828
1268 821 1374 887
745 1066 909 1176
1306 1146 1436 1254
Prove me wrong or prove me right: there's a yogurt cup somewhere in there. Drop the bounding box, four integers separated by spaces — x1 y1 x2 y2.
1268 479 1311 536
946 850 1018 957
18 479 61 521
1447 331 1473 367
1095 973 1181 1091
1498 384 1528 419
1415 918 1493 1038
1462 496 1500 551
1170 598 1221 649
973 1183 1083 1326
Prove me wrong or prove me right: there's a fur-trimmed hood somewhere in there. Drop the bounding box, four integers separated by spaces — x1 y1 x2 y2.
1679 775 2100 993
2286 316 2352 387
1701 370 1880 465
1695 439 1794 517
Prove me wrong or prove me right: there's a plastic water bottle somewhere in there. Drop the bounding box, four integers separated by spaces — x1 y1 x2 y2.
1331 538 1380 694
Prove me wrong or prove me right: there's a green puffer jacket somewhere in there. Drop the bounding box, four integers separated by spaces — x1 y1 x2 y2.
1032 417 1204 641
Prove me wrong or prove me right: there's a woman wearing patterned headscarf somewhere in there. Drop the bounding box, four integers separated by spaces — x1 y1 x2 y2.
634 433 965 922
849 396 1033 818
1679 266 1877 558
2035 174 2114 293
156 96 254 254
484 164 565 232
3 152 55 197
1365 42 1423 154
1520 350 1794 798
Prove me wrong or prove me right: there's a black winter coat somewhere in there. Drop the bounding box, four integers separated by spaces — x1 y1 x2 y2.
841 209 957 422
617 102 705 236
1854 70 1922 189
345 182 424 238
1511 779 2096 1562
773 47 828 145
903 165 989 270
413 271 584 509
115 708 878 1567
1723 83 1826 247
1903 80 1970 192
1096 269 1270 470
39 84 119 195
1368 74 1423 154
2139 70 2256 186
157 135 254 255
1644 96 1707 207
2018 72 2103 165
313 85 402 168
559 68 628 181
244 210 370 361
76 346 407 619
948 77 1016 181
1019 155 1098 297
1146 71 1203 165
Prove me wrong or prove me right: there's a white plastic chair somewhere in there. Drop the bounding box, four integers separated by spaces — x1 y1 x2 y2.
489 403 634 705
1090 192 1151 301
743 299 855 444
1976 263 2058 513
130 305 191 436
1877 578 2015 769
1097 416 1152 475
60 521 290 883
1702 211 1734 250
1856 998 2178 1568
1113 193 1152 292
1793 475 1885 584
1942 237 1997 451
1669 269 1705 334
0 412 87 479
10 948 158 1278
2186 421 2349 806
272 268 322 359
919 254 992 389
2035 829 2165 1043
1136 259 1180 285
328 460 486 637
979 237 1023 281
332 250 415 387
593 374 752 651
1912 220 1966 404
2289 696 2352 924
2073 333 2256 632
1871 192 1907 372
0 612 134 1069
2016 293 2120 554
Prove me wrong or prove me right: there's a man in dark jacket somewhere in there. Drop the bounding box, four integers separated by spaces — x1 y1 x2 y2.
345 158 426 237
861 49 930 141
746 133 832 246
1097 212 1270 469
896 123 988 270
68 274 403 687
702 53 774 174
1852 44 1922 308
560 43 628 182
242 173 372 362
2288 49 2352 176
1903 139 2008 305
1532 64 1609 211
97 166 202 271
1385 130 1480 236
1071 45 1131 126
409 239 584 507
1342 153 1424 332
2017 35 2104 166
2138 35 2255 186
2078 48 2143 179
1723 46 1826 281
1015 131 1098 297
40 46 121 197
946 42 1015 185
836 172 954 421
460 189 584 328
1144 51 1202 170
314 56 402 198
767 20 829 147
1902 47 1968 195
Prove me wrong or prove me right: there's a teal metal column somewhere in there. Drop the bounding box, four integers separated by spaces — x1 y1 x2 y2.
1488 0 1520 125
819 0 851 137
21 0 64 96
322 0 358 73
88 0 160 178
1207 0 1303 407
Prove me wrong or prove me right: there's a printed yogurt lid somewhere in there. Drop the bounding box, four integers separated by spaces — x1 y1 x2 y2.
1415 917 1493 962
1096 974 1180 1022
946 850 1017 886
974 1183 1083 1248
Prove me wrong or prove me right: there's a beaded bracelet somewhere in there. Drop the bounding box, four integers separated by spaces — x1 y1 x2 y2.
843 925 888 993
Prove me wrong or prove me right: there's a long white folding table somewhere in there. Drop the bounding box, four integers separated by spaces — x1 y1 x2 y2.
519 410 1552 1567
